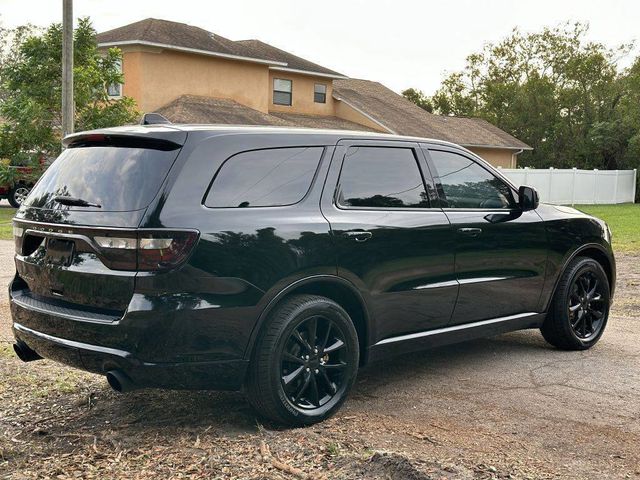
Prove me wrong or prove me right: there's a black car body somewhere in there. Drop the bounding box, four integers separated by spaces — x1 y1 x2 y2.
10 125 615 425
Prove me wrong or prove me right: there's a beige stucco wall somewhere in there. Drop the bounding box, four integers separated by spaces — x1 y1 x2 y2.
268 71 337 116
467 147 518 168
333 100 388 132
119 47 270 113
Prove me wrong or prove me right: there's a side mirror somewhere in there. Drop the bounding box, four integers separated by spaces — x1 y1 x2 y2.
518 185 539 211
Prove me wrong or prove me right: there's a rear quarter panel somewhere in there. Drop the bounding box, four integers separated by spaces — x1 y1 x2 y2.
136 133 338 362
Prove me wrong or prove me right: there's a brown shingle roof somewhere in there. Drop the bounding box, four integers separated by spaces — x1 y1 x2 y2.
333 79 531 150
269 112 376 131
156 95 290 126
156 95 377 132
97 18 344 76
235 40 344 77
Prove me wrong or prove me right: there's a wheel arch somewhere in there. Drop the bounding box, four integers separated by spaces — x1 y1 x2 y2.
244 275 372 366
548 243 615 310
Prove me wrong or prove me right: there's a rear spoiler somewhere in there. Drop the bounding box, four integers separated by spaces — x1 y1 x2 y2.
62 123 187 149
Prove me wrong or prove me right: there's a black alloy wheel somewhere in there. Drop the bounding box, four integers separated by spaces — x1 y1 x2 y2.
541 256 610 350
246 294 359 426
280 314 348 410
567 270 606 340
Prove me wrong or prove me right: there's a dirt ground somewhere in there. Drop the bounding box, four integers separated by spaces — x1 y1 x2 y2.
1 237 639 480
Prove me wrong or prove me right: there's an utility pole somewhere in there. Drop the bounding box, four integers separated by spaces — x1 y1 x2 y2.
61 0 74 138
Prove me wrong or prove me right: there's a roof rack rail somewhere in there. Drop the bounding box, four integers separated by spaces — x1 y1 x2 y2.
140 113 172 125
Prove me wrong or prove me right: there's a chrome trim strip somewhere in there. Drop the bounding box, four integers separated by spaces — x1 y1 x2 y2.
414 280 459 290
374 312 539 346
458 276 509 285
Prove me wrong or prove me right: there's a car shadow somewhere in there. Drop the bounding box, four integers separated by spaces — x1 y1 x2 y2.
56 329 550 436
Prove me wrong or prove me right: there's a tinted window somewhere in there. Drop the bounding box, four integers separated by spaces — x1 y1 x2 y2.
273 78 292 106
429 150 514 209
25 145 179 212
206 147 323 208
337 147 429 208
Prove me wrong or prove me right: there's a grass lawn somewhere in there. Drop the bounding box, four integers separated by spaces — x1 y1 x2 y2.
575 203 640 253
0 206 16 240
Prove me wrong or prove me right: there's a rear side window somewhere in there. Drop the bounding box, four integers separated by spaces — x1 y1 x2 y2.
205 147 323 208
337 146 429 208
25 144 179 212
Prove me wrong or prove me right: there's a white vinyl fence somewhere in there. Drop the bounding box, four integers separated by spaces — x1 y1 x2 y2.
498 167 637 205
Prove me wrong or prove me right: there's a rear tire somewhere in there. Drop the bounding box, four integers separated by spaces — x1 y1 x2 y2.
541 256 610 350
246 294 359 426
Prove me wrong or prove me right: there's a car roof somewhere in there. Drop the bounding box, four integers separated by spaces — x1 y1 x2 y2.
63 123 466 150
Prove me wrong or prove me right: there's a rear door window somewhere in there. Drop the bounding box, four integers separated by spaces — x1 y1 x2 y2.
25 143 180 212
336 146 429 208
205 147 323 208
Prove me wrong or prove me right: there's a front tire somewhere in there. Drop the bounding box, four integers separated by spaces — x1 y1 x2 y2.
541 256 610 350
246 294 359 426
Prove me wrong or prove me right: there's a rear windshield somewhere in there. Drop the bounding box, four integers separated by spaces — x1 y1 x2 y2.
24 145 180 212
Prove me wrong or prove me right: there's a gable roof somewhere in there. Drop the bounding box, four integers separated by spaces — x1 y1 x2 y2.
333 78 531 150
97 18 345 77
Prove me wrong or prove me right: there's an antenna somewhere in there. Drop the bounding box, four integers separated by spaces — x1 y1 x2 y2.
140 113 172 125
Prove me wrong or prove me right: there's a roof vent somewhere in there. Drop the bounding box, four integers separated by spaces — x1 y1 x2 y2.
209 32 215 40
140 113 172 125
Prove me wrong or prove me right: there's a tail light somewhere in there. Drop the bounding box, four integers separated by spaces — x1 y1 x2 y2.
94 230 199 271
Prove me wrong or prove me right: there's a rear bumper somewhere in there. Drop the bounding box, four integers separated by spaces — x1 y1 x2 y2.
10 302 248 392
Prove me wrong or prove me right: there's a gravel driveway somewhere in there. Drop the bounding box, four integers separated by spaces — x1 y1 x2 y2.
1 238 638 479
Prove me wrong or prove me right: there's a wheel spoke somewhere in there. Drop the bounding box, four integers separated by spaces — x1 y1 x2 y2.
320 320 333 352
293 371 311 403
308 373 320 407
292 330 313 353
282 365 305 386
571 310 584 328
590 309 604 319
306 316 318 348
319 368 336 394
323 361 347 370
283 352 304 364
587 279 599 299
569 303 581 313
324 339 345 354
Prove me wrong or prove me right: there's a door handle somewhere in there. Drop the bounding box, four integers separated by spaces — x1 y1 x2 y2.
342 231 373 242
457 227 482 237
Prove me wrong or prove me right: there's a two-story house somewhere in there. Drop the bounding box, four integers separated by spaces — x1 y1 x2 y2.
97 18 531 167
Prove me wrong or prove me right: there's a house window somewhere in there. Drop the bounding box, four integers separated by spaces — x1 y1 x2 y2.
107 59 122 98
314 83 327 103
273 78 292 106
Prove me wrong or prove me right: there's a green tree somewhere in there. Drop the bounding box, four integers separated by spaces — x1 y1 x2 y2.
407 23 640 173
401 87 433 112
0 17 139 166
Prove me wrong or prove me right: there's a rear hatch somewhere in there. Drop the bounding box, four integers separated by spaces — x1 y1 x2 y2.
12 127 187 318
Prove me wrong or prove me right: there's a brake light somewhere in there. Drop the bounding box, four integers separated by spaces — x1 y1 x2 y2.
94 230 199 271
137 231 198 271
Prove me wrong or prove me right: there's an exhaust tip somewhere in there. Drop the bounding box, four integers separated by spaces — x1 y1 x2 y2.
106 370 136 393
13 342 42 362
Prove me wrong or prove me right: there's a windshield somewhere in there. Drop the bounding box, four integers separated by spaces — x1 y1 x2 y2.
24 144 180 212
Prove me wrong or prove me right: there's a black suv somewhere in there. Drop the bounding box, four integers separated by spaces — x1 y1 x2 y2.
10 125 615 426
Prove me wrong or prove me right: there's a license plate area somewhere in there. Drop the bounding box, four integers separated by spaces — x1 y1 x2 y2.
45 238 75 267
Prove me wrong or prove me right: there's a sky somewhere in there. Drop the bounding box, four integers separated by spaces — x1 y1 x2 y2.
0 0 638 94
